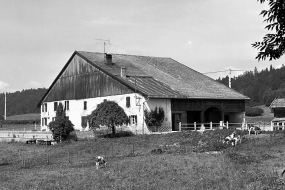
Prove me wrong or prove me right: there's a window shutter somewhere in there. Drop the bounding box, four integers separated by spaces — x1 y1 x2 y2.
84 101 87 110
126 97 130 108
54 102 58 111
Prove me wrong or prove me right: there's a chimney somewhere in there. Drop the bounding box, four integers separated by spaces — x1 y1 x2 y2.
105 53 112 64
121 67 126 78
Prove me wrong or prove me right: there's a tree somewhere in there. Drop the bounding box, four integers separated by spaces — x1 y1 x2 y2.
252 0 285 61
87 100 129 137
144 107 165 132
48 102 74 142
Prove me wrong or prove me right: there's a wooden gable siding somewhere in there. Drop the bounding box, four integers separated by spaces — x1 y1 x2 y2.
44 55 134 102
171 99 245 112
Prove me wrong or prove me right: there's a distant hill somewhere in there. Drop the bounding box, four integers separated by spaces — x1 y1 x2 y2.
0 88 47 120
217 65 285 106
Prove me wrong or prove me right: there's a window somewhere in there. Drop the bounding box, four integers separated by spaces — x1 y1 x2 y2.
126 97 130 108
84 101 87 110
65 101 69 110
54 102 58 111
42 118 47 126
42 103 47 112
129 115 137 125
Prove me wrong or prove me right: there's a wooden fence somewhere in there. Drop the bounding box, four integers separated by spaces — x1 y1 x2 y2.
179 121 285 132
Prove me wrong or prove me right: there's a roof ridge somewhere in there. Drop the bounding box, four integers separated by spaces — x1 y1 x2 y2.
76 50 172 59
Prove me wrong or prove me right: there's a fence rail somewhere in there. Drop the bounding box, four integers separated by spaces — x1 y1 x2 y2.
179 121 285 132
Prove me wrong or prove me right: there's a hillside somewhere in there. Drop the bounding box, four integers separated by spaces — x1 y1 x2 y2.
217 65 285 106
0 88 47 120
6 113 40 121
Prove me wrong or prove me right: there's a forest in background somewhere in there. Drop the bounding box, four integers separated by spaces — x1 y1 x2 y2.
217 64 285 106
0 88 47 120
0 64 284 120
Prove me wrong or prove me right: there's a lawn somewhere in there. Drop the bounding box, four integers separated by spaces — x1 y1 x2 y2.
0 124 40 131
1 129 285 190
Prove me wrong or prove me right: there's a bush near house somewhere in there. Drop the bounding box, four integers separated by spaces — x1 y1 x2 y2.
87 100 129 137
144 107 165 132
48 102 74 142
245 106 264 116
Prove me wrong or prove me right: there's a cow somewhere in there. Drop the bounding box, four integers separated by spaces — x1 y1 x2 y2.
248 125 261 135
231 134 242 146
95 156 107 169
223 132 242 146
223 132 236 145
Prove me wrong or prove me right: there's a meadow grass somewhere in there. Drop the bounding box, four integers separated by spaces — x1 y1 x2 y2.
0 130 285 189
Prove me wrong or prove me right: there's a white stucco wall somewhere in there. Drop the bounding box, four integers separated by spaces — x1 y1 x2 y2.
40 94 171 134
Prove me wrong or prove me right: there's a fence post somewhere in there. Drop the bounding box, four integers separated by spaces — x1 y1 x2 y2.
194 122 196 131
210 122 212 130
179 122 181 131
271 121 273 131
226 121 229 129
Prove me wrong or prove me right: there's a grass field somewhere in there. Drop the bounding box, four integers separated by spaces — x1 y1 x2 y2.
0 124 40 131
1 129 285 189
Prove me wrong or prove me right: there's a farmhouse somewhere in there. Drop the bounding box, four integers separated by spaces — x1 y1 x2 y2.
38 51 249 133
270 98 285 124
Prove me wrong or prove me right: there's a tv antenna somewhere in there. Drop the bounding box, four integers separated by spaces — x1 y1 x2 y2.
95 39 111 54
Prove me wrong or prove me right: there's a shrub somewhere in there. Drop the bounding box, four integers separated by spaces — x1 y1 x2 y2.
87 100 129 137
48 102 74 142
144 107 165 132
245 106 264 116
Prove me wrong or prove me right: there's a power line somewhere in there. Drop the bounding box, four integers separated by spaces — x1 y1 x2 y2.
203 69 247 74
203 69 248 88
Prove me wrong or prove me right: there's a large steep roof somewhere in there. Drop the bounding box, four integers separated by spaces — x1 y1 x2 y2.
77 51 248 100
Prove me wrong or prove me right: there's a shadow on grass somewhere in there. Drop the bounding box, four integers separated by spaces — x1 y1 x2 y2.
100 131 135 138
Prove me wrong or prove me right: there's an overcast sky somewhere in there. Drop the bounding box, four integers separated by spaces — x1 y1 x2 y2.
0 0 284 93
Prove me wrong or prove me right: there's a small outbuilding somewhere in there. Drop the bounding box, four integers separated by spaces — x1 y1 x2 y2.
270 98 285 124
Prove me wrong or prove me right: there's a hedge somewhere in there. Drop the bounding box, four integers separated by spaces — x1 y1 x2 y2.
245 106 264 116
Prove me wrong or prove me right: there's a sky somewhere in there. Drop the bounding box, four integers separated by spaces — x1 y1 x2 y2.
0 0 284 93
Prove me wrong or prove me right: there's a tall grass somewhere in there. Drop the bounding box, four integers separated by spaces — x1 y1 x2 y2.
0 130 285 189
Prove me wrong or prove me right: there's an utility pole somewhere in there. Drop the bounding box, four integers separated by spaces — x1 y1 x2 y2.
4 92 6 120
228 69 231 88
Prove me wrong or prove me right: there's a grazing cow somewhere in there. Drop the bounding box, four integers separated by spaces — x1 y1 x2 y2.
95 156 106 169
223 132 236 145
231 135 242 146
223 132 242 146
248 126 261 135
